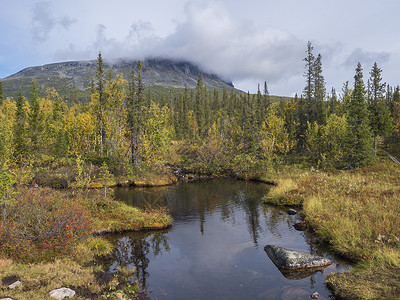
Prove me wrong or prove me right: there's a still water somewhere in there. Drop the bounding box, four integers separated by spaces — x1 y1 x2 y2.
107 179 347 300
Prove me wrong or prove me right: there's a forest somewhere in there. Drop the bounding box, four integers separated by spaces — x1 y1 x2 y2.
0 42 399 180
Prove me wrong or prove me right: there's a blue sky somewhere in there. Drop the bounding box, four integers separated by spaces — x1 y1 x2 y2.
1 0 400 95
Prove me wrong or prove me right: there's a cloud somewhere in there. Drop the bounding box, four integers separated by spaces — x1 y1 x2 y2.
31 1 76 43
156 1 305 84
343 48 391 69
53 1 305 88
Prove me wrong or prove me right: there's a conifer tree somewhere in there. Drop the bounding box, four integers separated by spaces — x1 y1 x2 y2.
295 95 308 151
0 79 3 106
303 41 315 113
327 87 339 116
90 76 95 95
263 81 270 110
195 74 205 138
127 61 145 165
29 78 41 150
393 86 400 105
14 89 27 163
367 62 392 152
126 69 136 163
96 52 106 155
343 63 374 168
313 53 326 124
222 88 228 111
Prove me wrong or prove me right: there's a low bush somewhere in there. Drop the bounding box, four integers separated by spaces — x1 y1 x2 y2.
0 188 93 262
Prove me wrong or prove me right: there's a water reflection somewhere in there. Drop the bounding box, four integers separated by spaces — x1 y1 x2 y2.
106 230 170 290
114 179 270 244
108 179 346 300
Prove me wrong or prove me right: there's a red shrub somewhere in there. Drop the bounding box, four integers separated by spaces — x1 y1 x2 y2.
0 188 93 261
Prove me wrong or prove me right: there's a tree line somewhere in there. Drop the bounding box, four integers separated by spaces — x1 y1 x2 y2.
0 43 399 176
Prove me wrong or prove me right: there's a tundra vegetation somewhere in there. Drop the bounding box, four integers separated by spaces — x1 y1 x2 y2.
0 42 399 298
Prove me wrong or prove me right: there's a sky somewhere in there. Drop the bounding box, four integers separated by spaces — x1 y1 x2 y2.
0 0 400 96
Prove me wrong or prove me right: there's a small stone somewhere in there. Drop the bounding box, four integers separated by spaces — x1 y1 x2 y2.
0 298 14 300
8 280 21 289
311 291 320 298
294 221 307 231
115 293 124 300
49 287 76 299
287 208 298 215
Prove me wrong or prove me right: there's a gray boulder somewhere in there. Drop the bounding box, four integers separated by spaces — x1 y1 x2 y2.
8 281 21 289
49 287 76 299
264 245 331 271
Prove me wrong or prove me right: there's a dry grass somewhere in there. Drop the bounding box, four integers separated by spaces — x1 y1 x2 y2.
263 160 400 299
0 258 102 299
263 178 302 206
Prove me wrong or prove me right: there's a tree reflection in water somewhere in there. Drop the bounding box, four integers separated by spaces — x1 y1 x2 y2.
104 229 170 292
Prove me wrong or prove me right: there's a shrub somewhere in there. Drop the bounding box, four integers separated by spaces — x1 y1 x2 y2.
0 188 93 262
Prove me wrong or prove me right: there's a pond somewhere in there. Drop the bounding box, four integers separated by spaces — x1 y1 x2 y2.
105 179 347 300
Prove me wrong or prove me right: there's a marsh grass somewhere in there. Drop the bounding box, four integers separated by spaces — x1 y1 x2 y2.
82 191 173 233
264 160 400 298
263 178 302 206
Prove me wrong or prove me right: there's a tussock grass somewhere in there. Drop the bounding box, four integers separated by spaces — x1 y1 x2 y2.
83 193 173 233
276 161 400 298
263 178 302 206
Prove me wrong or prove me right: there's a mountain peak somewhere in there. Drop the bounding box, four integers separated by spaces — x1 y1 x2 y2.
2 57 234 98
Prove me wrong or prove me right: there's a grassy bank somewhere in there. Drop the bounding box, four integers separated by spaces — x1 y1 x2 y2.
262 160 400 299
0 186 172 299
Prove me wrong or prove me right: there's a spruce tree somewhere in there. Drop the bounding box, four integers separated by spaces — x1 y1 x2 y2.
343 63 374 168
0 79 3 106
303 41 315 116
195 74 205 138
14 89 27 163
29 78 42 153
393 86 400 105
96 52 106 155
367 62 392 152
263 81 270 110
328 87 339 116
126 69 136 164
128 61 145 165
313 53 326 124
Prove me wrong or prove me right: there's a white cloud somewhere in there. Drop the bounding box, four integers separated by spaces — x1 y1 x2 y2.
50 0 305 92
31 1 76 43
344 48 391 69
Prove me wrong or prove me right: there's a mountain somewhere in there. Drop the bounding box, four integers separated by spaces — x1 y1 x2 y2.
1 58 235 99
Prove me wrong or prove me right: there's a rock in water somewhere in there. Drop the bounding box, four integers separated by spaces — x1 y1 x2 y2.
287 208 298 215
49 287 76 299
311 291 320 298
264 245 331 271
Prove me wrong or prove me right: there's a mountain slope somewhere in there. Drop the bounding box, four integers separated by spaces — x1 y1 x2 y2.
2 58 235 98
